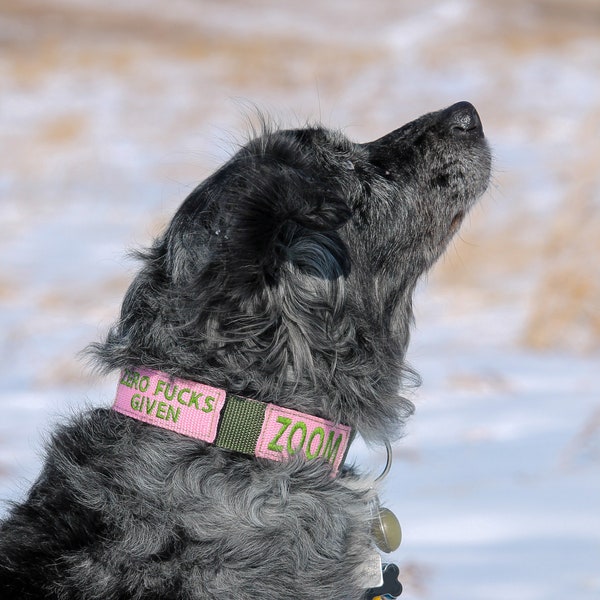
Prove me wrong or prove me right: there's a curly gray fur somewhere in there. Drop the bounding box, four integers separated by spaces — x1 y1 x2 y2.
0 101 491 599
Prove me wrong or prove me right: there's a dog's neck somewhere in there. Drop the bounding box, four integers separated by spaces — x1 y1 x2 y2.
112 367 353 475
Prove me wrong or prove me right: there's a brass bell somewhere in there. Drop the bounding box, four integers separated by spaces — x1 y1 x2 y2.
371 506 402 553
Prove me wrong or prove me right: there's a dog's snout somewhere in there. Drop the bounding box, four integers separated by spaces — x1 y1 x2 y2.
443 101 483 138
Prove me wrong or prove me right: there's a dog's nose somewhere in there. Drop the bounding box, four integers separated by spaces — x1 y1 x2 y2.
442 101 483 138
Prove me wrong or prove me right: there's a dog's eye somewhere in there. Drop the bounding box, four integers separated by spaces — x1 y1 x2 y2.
344 160 355 171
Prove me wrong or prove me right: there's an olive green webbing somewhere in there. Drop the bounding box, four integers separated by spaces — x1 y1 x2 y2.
214 395 267 454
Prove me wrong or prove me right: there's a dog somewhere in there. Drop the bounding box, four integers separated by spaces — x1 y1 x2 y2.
0 101 491 599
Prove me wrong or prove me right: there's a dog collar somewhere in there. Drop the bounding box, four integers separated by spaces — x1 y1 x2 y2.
112 367 352 475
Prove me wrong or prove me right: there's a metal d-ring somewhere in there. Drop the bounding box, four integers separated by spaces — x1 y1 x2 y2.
374 440 393 483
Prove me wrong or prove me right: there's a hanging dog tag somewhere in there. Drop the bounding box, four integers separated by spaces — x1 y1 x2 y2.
371 505 402 554
357 551 384 588
368 442 402 553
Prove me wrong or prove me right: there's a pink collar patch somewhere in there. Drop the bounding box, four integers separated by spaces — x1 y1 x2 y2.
112 367 352 475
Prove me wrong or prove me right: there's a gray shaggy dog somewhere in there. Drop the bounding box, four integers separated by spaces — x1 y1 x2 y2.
0 101 491 599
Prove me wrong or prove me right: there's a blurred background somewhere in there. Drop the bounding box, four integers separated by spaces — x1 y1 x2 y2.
0 0 598 598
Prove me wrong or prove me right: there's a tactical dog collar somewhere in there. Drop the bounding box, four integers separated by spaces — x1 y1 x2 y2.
112 367 352 475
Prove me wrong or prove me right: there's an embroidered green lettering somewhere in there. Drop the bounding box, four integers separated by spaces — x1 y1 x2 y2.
177 388 191 405
155 401 168 419
166 405 180 422
287 421 307 455
164 383 177 401
121 370 140 388
145 398 157 415
120 371 131 387
138 375 150 392
268 417 292 453
322 430 343 464
305 427 325 460
130 393 142 411
188 391 202 409
131 371 140 390
202 396 215 413
154 379 166 396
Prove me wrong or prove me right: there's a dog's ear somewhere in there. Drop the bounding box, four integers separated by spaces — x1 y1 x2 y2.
219 152 353 286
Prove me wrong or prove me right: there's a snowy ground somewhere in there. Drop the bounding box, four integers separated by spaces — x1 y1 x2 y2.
1 1 599 598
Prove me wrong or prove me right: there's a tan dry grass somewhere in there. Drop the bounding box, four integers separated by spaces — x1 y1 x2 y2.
38 114 87 144
435 171 600 354
172 37 382 91
0 278 19 302
3 0 599 356
426 2 600 353
521 104 600 353
36 274 130 314
2 0 382 91
34 355 105 388
522 193 600 353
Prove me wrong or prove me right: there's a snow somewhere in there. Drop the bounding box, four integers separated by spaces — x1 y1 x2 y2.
1 0 598 597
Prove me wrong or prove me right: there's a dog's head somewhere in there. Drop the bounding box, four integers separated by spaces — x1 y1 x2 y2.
95 102 491 441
